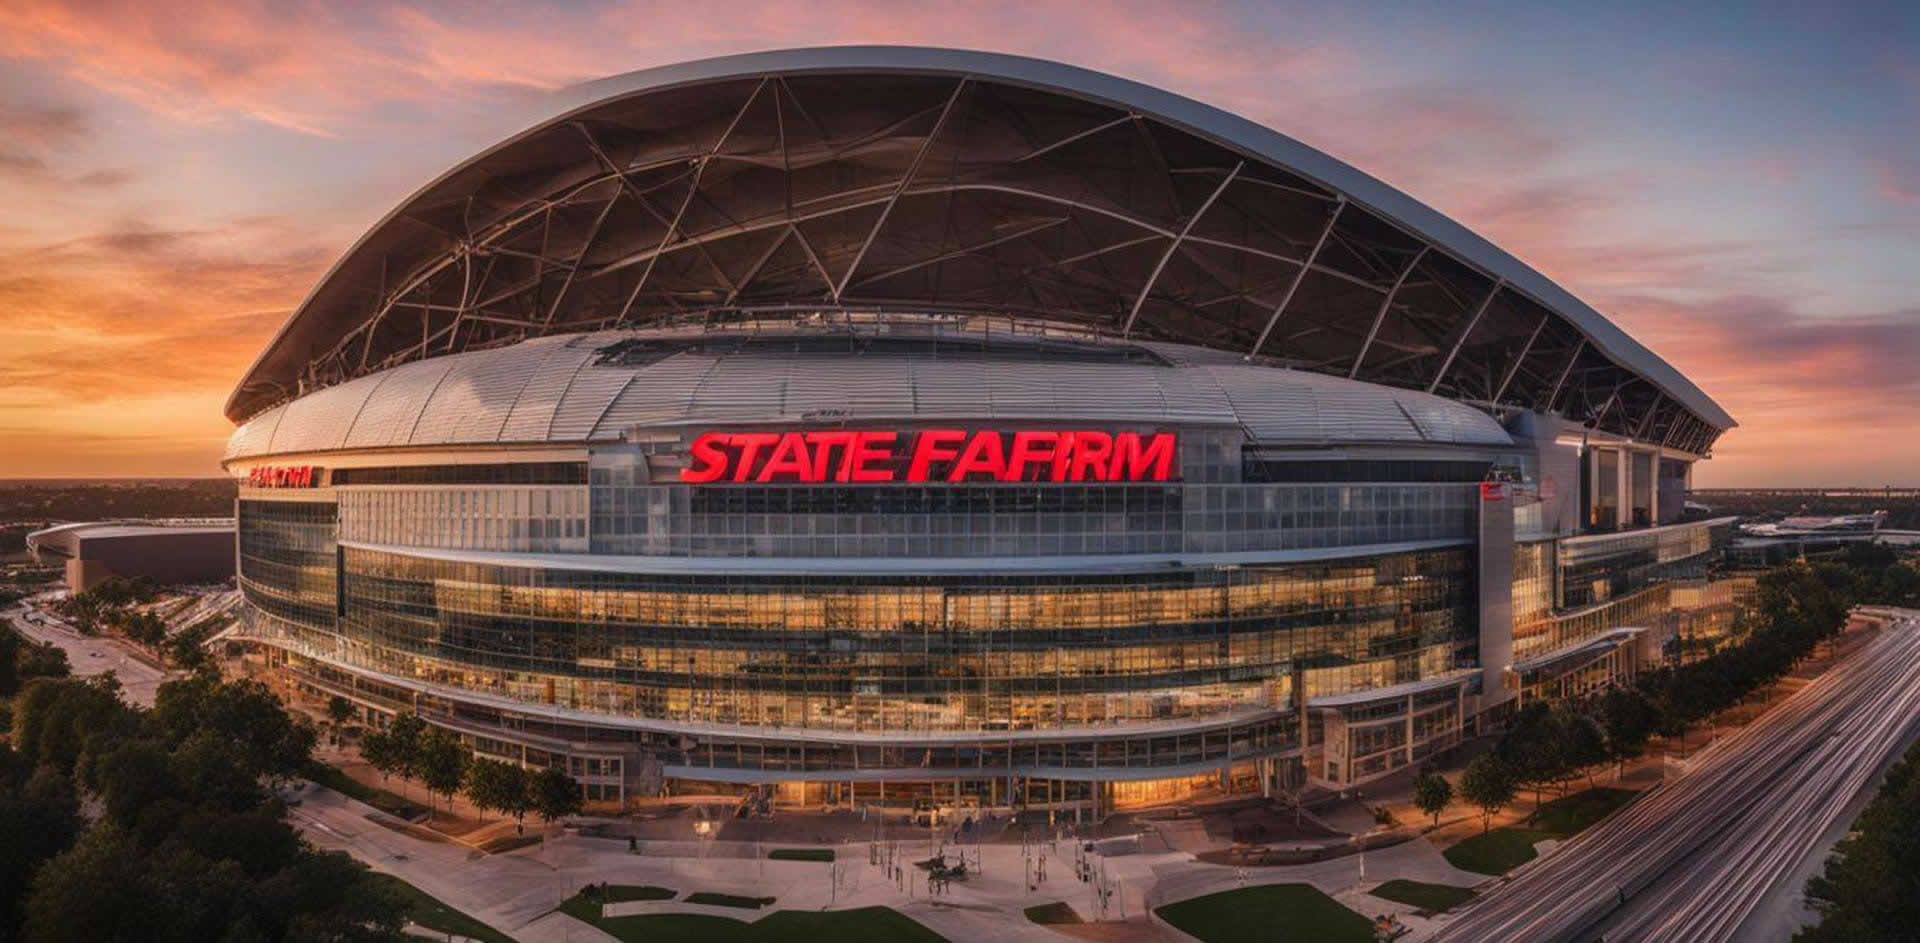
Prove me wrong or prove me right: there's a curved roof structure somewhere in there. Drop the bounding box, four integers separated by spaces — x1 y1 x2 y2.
223 328 1511 460
230 46 1731 454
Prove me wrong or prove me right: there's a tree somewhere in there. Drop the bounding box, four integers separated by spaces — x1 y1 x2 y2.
148 675 316 784
386 712 426 781
1413 771 1454 826
366 712 426 797
1598 686 1659 778
1460 753 1517 833
9 676 137 772
14 640 70 686
0 749 83 939
0 625 18 697
532 766 583 827
1497 702 1568 817
1798 739 1920 942
0 657 412 943
1556 707 1609 792
416 728 468 818
501 765 535 834
358 729 399 787
326 696 353 729
463 758 522 824
168 626 212 671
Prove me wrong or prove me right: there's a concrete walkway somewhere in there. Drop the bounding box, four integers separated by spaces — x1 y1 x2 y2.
290 774 1494 942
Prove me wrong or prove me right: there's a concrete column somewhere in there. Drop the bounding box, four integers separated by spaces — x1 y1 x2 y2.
1405 694 1416 768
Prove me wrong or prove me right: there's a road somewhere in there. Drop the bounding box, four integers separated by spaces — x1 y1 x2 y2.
1429 609 1920 943
3 598 171 707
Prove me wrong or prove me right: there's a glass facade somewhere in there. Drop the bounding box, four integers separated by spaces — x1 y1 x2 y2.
338 486 589 553
586 481 1476 559
236 498 338 628
237 546 1475 733
1558 517 1731 608
1590 448 1620 530
277 649 1300 807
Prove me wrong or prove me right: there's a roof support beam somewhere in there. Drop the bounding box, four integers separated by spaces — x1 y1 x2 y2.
851 216 1068 290
787 225 836 298
1547 338 1586 413
540 181 624 328
835 80 968 303
1427 279 1504 392
1349 246 1429 378
1122 161 1243 337
723 228 793 306
1492 313 1551 405
1636 392 1665 441
1014 114 1134 164
613 78 768 327
1246 198 1344 359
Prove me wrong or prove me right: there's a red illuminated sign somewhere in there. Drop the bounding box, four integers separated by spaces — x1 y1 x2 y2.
681 429 1178 485
247 465 323 488
1479 481 1506 501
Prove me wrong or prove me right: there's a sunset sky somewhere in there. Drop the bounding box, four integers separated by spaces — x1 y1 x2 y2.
0 1 1913 485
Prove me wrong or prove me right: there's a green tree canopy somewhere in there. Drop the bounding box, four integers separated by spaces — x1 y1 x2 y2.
532 767 583 825
416 728 468 816
1413 770 1454 826
1460 753 1517 833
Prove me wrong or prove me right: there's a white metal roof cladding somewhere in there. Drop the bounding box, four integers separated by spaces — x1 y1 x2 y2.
227 46 1732 453
223 330 1512 460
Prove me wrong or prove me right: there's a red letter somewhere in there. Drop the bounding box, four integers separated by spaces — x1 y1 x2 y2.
846 431 899 482
681 433 730 483
756 432 814 482
1108 432 1177 481
729 432 781 482
1007 431 1059 482
908 429 968 482
948 430 1007 482
804 430 857 482
1068 431 1113 481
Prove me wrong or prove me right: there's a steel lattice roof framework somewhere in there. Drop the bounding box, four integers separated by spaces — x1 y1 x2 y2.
228 47 1731 454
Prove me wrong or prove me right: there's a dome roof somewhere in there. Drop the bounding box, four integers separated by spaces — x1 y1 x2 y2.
224 328 1513 459
229 46 1730 454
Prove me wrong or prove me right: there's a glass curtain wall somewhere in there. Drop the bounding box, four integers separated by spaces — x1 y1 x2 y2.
296 547 1476 733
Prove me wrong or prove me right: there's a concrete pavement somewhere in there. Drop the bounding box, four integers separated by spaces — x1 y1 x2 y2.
3 600 172 707
286 766 1496 943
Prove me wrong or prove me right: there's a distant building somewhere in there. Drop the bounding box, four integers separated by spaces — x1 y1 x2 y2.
26 519 235 592
1729 512 1888 567
221 47 1738 812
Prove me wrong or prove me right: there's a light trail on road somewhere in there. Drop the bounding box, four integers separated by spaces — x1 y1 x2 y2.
1429 611 1920 943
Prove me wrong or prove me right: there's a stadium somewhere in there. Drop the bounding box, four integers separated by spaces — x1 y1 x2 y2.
224 47 1735 814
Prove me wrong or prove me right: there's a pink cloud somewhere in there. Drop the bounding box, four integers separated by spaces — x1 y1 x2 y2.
1875 159 1920 203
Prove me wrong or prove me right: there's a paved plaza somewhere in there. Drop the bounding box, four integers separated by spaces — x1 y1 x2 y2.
285 779 1490 942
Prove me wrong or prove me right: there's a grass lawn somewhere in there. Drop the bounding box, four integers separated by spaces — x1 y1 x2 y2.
555 884 679 924
1368 879 1476 913
1530 787 1637 834
580 906 945 943
685 892 777 909
1445 788 1639 875
478 834 542 854
305 761 429 821
1443 826 1556 875
768 847 835 862
1024 901 1083 924
1156 884 1373 943
365 873 515 943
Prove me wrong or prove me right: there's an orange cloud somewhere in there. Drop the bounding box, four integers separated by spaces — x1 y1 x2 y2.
0 216 334 475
